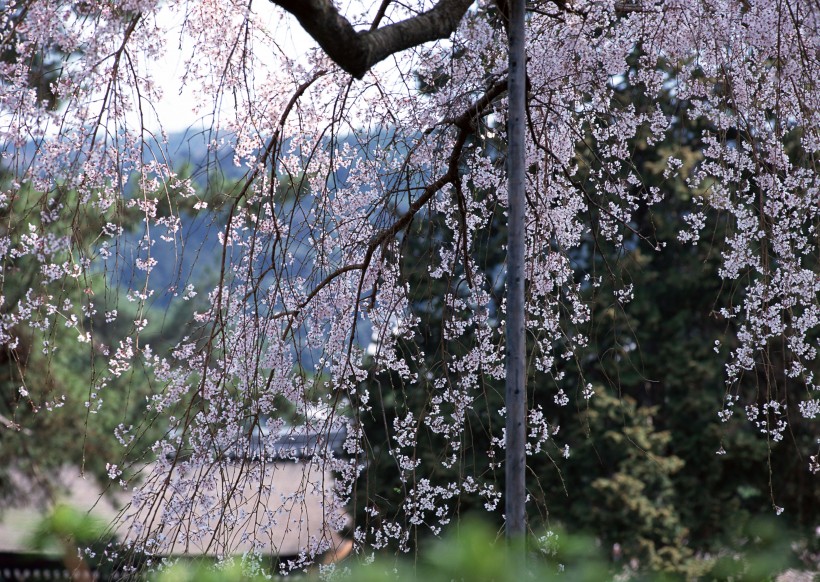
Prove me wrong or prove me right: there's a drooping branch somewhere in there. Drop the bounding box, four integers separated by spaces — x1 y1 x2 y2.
268 0 473 79
272 77 508 340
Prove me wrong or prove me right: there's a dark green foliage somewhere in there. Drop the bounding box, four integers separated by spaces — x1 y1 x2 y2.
353 203 509 545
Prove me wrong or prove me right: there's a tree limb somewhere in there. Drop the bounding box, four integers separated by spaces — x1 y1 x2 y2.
269 0 473 79
274 76 507 342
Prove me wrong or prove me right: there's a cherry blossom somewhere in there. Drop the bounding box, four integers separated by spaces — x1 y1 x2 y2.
1 0 819 569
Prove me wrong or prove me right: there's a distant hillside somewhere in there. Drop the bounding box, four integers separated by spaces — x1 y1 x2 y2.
4 128 408 356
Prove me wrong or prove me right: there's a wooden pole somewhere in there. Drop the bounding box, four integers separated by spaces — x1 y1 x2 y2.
505 0 527 542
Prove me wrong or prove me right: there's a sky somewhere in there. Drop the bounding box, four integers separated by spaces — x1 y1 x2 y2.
148 2 314 134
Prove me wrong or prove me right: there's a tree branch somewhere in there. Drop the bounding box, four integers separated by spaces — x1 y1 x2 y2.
274 76 507 342
269 0 473 79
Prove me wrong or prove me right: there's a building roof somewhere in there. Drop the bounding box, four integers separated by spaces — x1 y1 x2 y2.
0 461 348 560
117 460 349 558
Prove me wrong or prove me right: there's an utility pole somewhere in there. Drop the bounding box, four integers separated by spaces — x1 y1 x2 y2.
505 0 527 543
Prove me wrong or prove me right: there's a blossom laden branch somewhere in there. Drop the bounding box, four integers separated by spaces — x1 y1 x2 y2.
276 77 508 338
5 0 820 565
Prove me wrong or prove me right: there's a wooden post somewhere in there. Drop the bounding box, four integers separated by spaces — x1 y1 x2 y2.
505 0 527 543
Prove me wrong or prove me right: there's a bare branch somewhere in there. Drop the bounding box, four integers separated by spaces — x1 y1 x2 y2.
269 0 473 79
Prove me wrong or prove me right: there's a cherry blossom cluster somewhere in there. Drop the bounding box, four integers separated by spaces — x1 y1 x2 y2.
1 0 819 568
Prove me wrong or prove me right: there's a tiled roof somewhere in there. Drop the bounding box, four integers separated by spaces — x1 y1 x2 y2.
0 462 348 559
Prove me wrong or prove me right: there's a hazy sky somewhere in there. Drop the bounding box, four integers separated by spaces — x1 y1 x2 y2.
148 2 314 134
